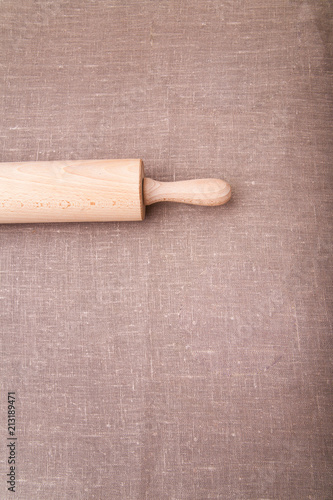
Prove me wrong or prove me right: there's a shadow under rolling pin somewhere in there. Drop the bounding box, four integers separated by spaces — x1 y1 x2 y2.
0 159 231 223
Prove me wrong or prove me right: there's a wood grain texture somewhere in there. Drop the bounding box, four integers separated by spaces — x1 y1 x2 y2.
143 178 231 206
0 159 145 222
0 159 231 222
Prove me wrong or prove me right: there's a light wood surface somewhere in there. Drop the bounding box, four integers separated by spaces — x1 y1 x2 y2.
143 178 231 206
0 159 145 223
0 159 231 223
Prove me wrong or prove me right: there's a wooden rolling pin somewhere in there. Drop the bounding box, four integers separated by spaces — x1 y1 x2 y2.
0 159 231 223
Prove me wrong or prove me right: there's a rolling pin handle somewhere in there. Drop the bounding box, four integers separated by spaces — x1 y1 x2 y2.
143 177 231 207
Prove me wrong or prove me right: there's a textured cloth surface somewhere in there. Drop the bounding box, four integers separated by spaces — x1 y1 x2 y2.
0 1 332 499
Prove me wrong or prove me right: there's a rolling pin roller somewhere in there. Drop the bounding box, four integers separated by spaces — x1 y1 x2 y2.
0 159 231 223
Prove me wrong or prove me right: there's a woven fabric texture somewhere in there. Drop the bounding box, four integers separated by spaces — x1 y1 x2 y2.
1 1 332 499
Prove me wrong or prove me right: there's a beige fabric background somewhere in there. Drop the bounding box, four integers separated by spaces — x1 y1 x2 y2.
1 1 332 499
